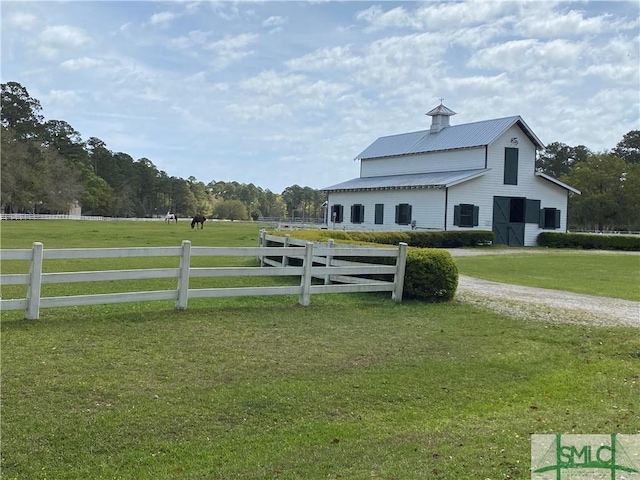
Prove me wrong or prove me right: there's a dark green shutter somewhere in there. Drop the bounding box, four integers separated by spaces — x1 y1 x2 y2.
350 205 355 223
504 148 518 185
539 209 544 227
472 205 479 226
375 204 384 224
395 205 399 224
555 209 561 229
408 205 412 224
525 199 541 223
453 205 460 226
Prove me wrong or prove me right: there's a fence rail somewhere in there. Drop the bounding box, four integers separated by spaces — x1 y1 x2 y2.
1 237 407 320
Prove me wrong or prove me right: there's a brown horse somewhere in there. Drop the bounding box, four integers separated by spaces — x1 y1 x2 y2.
191 214 206 229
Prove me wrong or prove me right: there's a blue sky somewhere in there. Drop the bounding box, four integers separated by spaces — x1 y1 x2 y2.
2 1 638 193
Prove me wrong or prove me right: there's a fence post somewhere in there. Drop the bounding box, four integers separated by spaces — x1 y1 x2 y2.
324 239 334 285
282 234 290 267
25 242 44 320
258 229 266 267
176 240 191 310
298 242 313 306
392 242 408 303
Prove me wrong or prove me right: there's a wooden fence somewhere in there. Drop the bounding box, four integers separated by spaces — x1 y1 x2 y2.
0 238 407 320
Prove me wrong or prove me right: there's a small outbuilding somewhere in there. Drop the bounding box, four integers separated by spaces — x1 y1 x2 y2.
322 102 580 246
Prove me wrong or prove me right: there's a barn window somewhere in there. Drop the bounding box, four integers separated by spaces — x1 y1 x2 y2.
350 204 364 224
453 204 479 227
374 204 384 224
331 204 344 223
504 148 519 185
540 208 560 229
395 203 412 225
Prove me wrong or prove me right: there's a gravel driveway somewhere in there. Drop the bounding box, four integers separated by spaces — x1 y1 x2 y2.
448 249 640 328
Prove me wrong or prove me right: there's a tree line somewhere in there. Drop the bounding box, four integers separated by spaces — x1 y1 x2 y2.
536 131 640 231
2 81 638 230
1 81 327 221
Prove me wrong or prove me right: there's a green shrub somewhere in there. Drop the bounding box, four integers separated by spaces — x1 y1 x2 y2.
346 230 493 248
538 232 640 251
403 248 458 302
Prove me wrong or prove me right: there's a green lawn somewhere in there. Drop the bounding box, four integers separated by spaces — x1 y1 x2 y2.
1 221 639 479
454 252 640 301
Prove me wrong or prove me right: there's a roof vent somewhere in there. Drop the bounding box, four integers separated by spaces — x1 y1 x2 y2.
426 101 456 133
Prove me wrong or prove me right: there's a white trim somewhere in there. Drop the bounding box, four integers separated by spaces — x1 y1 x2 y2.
535 171 581 194
445 169 490 187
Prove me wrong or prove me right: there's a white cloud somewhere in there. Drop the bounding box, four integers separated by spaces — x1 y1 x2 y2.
7 12 38 30
286 45 361 72
150 11 177 26
43 89 80 108
60 57 103 71
39 25 90 47
240 70 307 94
467 39 584 72
206 33 258 68
355 0 516 31
225 103 291 122
36 45 59 60
263 16 286 28
515 7 612 37
168 30 211 49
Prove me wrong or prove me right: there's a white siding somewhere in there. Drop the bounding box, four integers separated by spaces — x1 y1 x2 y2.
447 125 569 246
360 147 485 177
327 189 446 231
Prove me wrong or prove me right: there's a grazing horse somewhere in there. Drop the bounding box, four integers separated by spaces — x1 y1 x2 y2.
191 214 206 229
164 212 178 224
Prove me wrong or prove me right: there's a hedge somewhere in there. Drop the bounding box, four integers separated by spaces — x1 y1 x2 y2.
538 232 640 251
279 229 494 248
403 248 458 302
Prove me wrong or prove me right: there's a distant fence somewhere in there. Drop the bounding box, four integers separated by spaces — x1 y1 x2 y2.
1 238 407 320
0 214 163 221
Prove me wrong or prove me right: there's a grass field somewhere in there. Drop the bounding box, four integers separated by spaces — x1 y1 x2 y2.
453 251 640 301
1 221 639 479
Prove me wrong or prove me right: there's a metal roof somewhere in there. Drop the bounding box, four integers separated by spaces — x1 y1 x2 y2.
355 116 544 160
426 104 456 116
322 169 489 192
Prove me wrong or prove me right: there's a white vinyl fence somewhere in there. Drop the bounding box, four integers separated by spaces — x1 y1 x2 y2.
1 238 407 320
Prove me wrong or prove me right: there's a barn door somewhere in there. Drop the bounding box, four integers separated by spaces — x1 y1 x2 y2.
508 198 525 246
508 223 525 246
492 196 510 245
492 196 525 246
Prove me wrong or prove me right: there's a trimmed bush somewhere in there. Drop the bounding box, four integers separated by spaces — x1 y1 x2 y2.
348 230 494 248
268 229 493 248
538 232 640 251
403 248 458 302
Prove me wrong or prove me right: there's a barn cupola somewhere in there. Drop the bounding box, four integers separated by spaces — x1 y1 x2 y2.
426 101 456 133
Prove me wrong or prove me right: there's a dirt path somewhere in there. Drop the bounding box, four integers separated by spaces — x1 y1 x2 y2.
447 249 640 328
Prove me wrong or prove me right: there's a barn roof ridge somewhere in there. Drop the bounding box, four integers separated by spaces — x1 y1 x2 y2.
355 115 543 161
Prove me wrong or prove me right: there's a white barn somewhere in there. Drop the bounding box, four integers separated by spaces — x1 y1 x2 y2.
322 103 580 247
